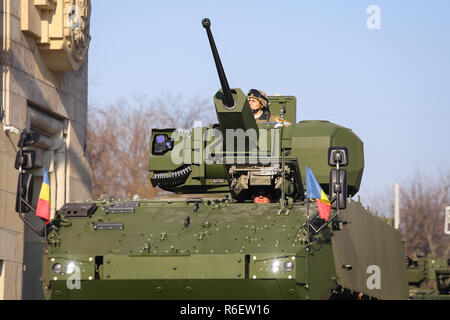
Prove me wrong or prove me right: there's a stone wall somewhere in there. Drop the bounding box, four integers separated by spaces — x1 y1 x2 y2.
0 0 92 299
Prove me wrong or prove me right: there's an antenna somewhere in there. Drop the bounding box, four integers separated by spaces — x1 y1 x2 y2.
394 182 400 229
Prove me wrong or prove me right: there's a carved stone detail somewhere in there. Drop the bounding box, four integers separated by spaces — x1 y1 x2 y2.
21 0 91 71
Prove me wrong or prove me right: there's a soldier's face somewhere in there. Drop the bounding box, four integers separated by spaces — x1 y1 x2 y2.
248 98 261 111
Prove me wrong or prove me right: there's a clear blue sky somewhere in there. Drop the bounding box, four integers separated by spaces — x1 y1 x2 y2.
88 1 450 204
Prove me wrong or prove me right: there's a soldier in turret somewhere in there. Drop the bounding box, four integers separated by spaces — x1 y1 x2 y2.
247 89 292 126
247 89 271 121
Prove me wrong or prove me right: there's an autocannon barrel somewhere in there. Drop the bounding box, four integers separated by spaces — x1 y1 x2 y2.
202 18 234 109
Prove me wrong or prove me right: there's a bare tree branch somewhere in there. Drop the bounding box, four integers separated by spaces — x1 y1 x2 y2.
368 168 450 257
87 93 215 200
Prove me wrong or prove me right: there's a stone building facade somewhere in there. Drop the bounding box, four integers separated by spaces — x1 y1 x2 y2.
1 0 92 299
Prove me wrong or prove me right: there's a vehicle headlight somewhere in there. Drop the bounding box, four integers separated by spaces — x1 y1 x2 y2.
66 262 76 274
271 260 281 273
284 261 294 272
52 263 62 274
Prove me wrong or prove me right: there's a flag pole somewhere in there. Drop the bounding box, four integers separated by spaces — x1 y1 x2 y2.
306 195 310 249
306 190 311 291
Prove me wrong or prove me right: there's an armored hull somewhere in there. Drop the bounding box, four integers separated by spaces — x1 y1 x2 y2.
42 197 408 300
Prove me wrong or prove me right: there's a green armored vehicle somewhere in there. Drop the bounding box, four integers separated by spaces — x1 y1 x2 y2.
407 255 450 300
40 19 409 300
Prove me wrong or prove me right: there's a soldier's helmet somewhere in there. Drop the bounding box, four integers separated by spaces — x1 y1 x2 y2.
247 89 269 108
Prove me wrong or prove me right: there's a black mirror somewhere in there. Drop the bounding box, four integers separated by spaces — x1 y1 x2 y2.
329 169 347 209
14 149 36 170
15 173 33 213
328 147 349 167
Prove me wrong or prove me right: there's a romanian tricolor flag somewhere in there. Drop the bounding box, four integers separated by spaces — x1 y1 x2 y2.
306 166 331 221
36 168 50 224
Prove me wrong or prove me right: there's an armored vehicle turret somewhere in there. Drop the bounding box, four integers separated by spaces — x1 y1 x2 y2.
40 18 409 300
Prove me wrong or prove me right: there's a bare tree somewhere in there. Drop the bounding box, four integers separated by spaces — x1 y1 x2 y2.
368 168 450 258
87 93 215 200
145 92 215 129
